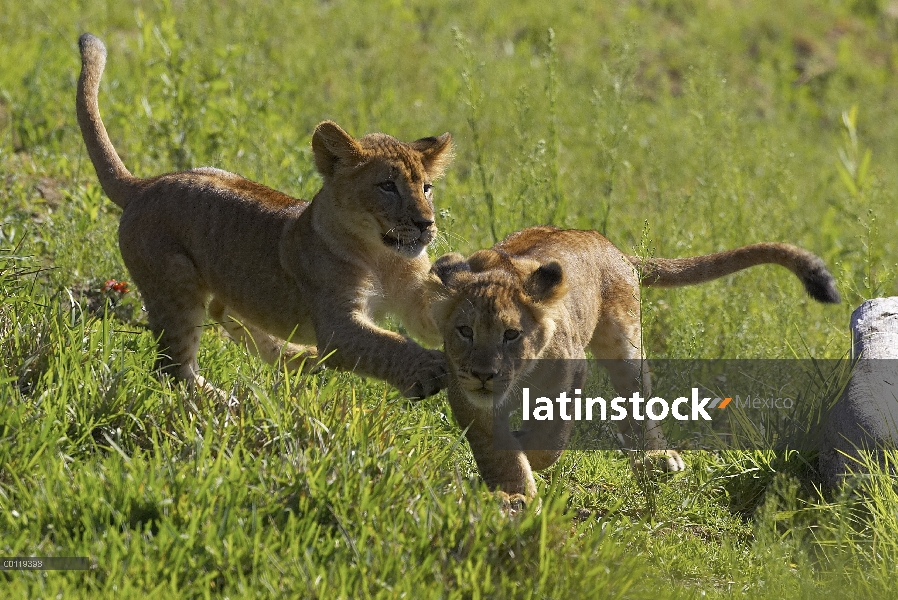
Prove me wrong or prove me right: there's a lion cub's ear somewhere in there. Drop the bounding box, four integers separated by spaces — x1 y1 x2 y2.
410 133 453 180
430 252 470 289
523 261 567 306
312 121 364 178
466 249 504 273
428 252 470 329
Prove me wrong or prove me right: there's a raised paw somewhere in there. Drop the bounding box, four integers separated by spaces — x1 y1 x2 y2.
282 345 323 374
402 348 448 400
630 449 686 476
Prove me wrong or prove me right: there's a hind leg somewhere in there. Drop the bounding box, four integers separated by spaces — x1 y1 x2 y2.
208 298 320 372
128 253 227 400
589 311 685 473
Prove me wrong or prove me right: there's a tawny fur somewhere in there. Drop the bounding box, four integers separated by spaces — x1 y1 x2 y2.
76 33 454 399
429 226 839 502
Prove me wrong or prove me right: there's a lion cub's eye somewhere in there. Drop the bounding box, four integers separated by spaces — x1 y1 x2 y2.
503 329 521 342
378 181 399 194
457 325 474 339
423 183 433 196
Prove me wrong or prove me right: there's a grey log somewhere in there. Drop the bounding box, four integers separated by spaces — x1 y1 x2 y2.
820 297 898 489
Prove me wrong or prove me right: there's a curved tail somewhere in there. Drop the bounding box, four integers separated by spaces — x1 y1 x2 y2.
628 242 840 304
76 33 139 208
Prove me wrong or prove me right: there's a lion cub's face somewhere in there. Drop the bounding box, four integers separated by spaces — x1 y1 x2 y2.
312 123 453 257
430 252 568 410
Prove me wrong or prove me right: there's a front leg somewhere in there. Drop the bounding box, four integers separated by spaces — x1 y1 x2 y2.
381 253 442 347
314 310 447 399
468 434 537 499
512 358 583 470
449 387 537 498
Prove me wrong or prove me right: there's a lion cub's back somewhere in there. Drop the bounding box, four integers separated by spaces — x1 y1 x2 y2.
188 168 303 211
117 168 312 330
497 226 626 278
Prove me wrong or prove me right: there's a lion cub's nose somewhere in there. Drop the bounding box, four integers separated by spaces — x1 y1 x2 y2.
471 370 496 384
413 218 434 232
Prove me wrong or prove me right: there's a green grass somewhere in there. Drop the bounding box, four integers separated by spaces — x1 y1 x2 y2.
2 0 898 597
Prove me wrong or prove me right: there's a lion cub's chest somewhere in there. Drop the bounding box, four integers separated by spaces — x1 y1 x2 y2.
362 277 390 321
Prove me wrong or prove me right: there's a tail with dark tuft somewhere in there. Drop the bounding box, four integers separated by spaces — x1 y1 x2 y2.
629 242 840 304
800 260 841 304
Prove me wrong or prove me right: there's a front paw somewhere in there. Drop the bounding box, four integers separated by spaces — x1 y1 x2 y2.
497 491 529 515
402 349 448 399
497 491 542 516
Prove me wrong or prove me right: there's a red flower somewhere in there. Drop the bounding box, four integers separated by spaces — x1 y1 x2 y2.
101 279 130 294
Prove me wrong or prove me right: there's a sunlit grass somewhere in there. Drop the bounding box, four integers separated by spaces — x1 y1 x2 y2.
2 0 897 596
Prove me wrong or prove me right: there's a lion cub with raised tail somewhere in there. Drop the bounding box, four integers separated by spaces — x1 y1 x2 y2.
76 33 453 399
429 226 839 504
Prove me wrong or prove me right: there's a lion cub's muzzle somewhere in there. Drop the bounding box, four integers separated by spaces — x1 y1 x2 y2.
382 219 436 256
460 369 497 392
456 366 513 409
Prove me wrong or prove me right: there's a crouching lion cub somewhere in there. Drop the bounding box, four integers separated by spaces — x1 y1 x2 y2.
429 226 839 505
76 33 453 399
